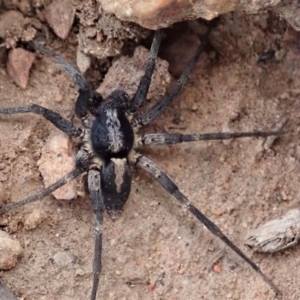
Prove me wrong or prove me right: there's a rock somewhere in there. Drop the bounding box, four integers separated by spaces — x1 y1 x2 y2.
0 10 37 47
6 48 36 89
76 47 91 74
24 209 45 231
275 1 300 32
0 230 22 270
45 0 76 40
77 2 147 59
97 46 171 100
99 0 283 29
0 10 25 39
52 251 74 267
37 131 77 200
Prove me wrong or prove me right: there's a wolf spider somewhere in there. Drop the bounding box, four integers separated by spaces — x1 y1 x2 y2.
0 29 282 299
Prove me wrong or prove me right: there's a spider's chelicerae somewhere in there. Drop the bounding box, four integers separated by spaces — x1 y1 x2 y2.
0 29 283 299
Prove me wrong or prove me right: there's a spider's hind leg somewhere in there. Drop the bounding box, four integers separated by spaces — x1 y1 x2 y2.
136 155 282 296
87 169 105 300
140 131 285 146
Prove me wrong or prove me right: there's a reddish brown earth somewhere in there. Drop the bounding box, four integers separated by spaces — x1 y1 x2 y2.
0 8 300 300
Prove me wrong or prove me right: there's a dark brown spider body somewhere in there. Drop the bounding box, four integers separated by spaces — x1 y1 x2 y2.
0 30 283 299
90 90 134 217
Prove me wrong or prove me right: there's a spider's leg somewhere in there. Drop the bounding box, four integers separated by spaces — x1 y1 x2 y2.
136 155 282 296
0 104 81 137
0 280 18 300
131 35 208 127
33 44 103 119
0 169 82 215
88 169 104 300
141 131 285 145
0 149 89 215
33 44 89 91
129 29 163 112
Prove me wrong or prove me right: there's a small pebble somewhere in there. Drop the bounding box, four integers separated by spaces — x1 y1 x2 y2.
0 230 23 270
45 0 75 40
7 48 35 89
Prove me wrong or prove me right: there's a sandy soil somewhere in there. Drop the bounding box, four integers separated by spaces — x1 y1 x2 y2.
1 9 300 300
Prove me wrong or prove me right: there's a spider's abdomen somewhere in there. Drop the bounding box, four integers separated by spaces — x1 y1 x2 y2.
101 157 131 218
91 104 134 159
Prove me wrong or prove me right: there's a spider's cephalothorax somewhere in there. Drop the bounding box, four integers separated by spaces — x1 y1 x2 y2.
0 30 283 299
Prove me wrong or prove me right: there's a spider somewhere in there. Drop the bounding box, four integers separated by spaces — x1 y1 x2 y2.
0 29 282 299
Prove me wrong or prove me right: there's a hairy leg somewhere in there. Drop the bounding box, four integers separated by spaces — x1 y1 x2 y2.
33 44 90 91
140 130 284 145
33 44 103 119
132 35 208 127
87 169 105 300
0 148 90 215
129 29 163 112
136 155 282 296
0 104 81 137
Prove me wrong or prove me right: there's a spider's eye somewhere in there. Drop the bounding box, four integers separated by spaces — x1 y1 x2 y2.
110 90 130 109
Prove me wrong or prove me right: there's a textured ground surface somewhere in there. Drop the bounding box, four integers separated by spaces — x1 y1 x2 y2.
1 10 300 300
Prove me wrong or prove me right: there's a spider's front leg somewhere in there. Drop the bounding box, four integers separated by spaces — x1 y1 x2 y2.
135 155 282 296
132 33 209 127
129 29 163 112
33 43 103 119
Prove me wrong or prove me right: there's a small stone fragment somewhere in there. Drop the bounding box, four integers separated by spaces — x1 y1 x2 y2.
245 209 300 253
213 262 222 274
24 209 45 231
0 10 25 39
0 230 23 270
45 0 75 40
52 251 74 266
100 0 282 29
37 131 77 200
76 47 91 74
6 48 36 89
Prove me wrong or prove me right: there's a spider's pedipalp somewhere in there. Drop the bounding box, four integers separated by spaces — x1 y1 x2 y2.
136 155 282 296
141 131 285 145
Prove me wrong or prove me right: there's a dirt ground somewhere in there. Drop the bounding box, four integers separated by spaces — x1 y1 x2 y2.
1 9 300 300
